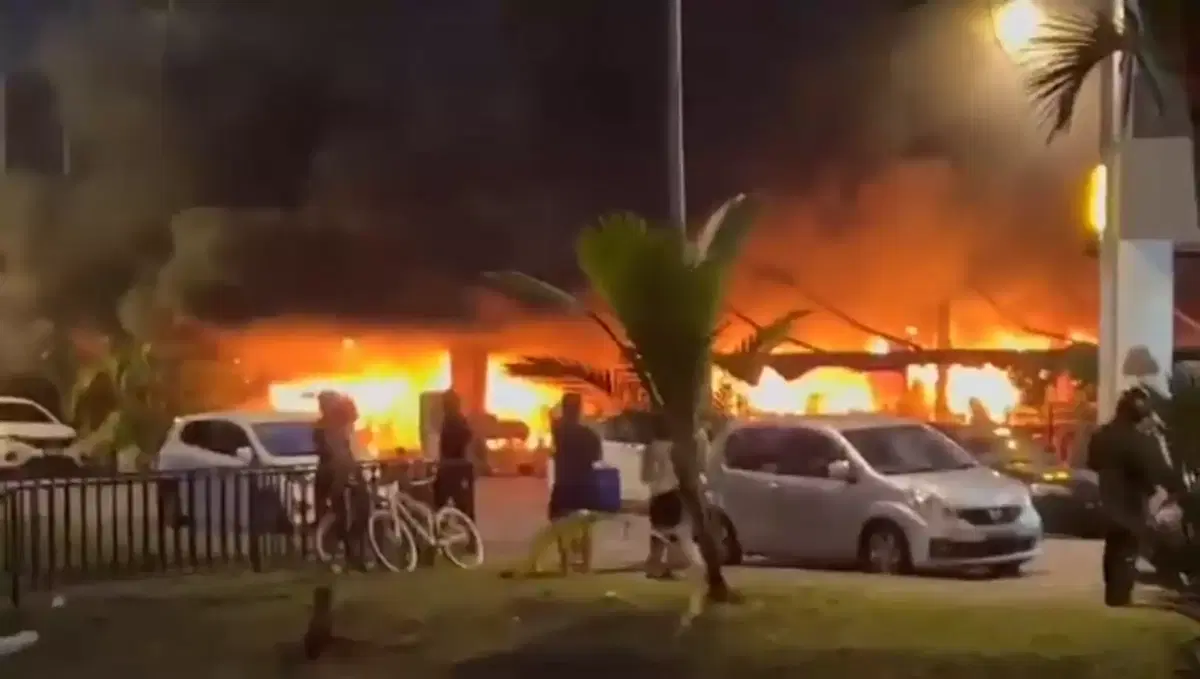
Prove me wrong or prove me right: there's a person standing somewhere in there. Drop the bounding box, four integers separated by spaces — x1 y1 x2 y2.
313 391 370 570
642 413 683 579
435 390 477 520
548 393 601 570
1087 386 1184 606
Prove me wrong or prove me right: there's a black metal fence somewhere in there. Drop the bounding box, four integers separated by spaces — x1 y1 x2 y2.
0 460 429 608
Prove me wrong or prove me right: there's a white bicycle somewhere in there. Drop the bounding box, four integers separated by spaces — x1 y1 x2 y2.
367 475 484 572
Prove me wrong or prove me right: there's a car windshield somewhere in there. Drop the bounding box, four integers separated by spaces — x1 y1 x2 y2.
252 422 319 457
842 424 978 475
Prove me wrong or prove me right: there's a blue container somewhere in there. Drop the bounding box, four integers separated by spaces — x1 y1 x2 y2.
591 466 622 514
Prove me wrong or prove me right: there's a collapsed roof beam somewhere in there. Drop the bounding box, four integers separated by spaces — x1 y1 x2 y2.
753 264 924 351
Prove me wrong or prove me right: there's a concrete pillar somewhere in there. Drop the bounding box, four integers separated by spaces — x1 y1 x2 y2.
449 345 488 416
1096 134 1197 418
1097 238 1173 418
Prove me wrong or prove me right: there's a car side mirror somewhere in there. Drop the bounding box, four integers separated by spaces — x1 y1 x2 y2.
828 459 855 483
236 446 257 464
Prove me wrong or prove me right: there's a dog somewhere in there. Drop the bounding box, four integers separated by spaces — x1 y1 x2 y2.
502 510 603 578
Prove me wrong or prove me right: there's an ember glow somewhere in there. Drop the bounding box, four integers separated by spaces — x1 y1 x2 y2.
744 366 875 415
484 356 561 448
265 351 561 453
268 353 452 452
736 328 1086 423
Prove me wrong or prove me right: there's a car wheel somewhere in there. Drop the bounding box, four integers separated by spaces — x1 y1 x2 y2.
987 561 1025 579
858 521 913 575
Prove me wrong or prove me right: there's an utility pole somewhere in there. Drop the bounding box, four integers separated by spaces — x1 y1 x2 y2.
666 0 686 232
933 300 952 422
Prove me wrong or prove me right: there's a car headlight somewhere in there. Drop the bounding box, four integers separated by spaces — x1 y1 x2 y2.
905 488 955 521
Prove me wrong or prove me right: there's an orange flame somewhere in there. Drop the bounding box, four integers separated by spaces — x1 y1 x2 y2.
265 351 561 454
737 329 1081 423
268 353 452 453
484 357 561 447
744 366 876 415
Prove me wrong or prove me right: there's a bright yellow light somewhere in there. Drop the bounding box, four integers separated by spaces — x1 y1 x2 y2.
992 0 1046 55
1086 163 1107 237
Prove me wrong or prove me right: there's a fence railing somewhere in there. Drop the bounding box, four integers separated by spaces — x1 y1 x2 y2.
0 460 431 607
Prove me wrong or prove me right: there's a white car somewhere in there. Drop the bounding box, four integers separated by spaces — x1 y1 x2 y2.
0 396 81 476
593 411 659 504
705 414 1043 577
156 410 329 528
542 412 655 504
157 410 325 472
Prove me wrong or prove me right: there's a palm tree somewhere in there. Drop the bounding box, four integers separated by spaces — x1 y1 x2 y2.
486 195 805 602
930 0 1179 140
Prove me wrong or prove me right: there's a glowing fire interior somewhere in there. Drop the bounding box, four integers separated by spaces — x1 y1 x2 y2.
259 324 1086 456
267 352 562 454
739 329 1085 422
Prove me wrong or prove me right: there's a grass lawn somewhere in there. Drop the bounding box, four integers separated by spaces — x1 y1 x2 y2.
1 568 1197 678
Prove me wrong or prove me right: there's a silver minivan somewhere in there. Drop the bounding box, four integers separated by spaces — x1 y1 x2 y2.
705 414 1043 576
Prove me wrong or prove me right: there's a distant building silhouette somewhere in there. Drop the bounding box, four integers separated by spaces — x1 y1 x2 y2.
0 69 68 175
0 0 74 176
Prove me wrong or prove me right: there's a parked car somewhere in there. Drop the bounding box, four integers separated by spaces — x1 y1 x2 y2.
0 396 82 478
933 424 1103 538
155 410 338 530
704 414 1043 577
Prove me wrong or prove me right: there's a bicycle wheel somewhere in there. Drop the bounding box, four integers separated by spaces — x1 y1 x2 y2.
434 507 484 569
368 509 419 573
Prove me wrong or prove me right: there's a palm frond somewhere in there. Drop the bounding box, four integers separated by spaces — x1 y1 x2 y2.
728 309 811 357
730 309 823 352
1022 8 1122 138
482 271 584 314
715 309 808 385
1020 4 1164 141
504 357 621 398
690 194 757 266
482 269 636 371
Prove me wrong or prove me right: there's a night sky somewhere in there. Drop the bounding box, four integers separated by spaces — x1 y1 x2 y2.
3 0 1200 329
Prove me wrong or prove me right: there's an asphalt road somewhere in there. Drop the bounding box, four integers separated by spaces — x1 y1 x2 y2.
4 476 1110 601
473 478 1112 601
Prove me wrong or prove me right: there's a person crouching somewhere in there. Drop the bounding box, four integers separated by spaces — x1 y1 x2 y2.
642 414 684 579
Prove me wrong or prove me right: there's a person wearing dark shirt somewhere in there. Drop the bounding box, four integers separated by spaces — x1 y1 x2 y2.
549 394 601 517
1087 386 1185 606
313 391 370 570
435 390 477 519
548 393 601 570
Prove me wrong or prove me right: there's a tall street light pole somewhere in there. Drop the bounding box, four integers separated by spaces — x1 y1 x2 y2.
996 0 1173 420
667 0 687 232
1095 0 1126 420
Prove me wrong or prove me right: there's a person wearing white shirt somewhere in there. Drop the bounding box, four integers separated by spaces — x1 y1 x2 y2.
641 414 683 579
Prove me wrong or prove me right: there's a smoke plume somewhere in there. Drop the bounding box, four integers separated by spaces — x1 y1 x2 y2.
0 1 1108 375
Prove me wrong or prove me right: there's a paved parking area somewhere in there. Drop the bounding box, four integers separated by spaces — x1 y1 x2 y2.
476 478 1111 601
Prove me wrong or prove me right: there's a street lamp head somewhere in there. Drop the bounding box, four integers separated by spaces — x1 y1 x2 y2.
991 0 1047 56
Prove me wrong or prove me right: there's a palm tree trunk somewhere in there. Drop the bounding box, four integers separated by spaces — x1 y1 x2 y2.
668 425 731 602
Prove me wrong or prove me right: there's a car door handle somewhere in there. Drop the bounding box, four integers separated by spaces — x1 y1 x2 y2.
766 480 779 490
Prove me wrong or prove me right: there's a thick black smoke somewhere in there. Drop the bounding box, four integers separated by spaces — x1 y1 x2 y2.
0 0 1126 368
